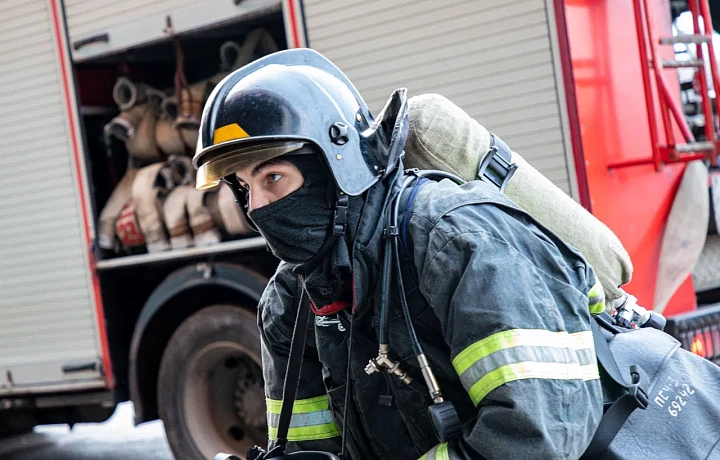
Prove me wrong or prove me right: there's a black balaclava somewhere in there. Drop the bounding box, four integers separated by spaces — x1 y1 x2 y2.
247 153 364 310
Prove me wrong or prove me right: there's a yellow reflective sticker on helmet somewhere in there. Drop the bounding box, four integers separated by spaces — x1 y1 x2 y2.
213 123 249 144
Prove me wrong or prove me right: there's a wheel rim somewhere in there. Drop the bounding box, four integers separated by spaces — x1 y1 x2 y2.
182 341 267 459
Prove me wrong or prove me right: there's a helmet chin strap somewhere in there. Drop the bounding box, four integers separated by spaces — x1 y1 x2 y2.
292 190 348 276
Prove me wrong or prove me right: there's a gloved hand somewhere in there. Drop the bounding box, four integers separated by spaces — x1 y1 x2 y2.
234 445 340 460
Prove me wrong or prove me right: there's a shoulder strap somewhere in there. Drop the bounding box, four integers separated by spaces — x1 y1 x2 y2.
582 315 649 459
272 284 312 451
399 177 429 252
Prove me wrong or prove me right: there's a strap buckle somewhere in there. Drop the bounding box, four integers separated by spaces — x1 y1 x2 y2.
332 193 349 236
628 365 649 409
383 226 399 239
477 133 518 193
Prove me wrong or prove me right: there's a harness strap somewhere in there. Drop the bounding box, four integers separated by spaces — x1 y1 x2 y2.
582 316 649 458
273 286 312 450
400 177 429 250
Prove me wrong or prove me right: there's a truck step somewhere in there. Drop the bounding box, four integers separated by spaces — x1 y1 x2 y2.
661 59 704 68
674 141 715 153
660 34 711 45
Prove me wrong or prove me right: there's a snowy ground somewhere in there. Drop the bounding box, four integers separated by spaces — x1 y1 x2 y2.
0 402 174 460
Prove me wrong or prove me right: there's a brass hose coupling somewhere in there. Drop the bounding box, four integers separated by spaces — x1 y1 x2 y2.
365 344 413 384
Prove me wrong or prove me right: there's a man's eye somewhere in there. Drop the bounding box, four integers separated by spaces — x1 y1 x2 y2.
268 173 282 183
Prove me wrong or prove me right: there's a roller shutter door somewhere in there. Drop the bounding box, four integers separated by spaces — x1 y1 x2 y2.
0 0 105 394
303 0 576 194
64 0 282 62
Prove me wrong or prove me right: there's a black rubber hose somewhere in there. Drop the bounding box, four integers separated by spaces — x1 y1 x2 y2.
392 235 425 357
378 237 393 346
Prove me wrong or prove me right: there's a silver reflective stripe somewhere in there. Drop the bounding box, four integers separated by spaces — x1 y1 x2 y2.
266 396 340 441
452 329 599 405
267 409 336 429
458 343 595 391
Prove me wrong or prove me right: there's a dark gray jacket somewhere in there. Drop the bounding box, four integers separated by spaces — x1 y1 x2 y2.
258 176 604 460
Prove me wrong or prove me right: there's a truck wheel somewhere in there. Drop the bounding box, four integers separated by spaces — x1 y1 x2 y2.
158 305 267 460
0 412 36 438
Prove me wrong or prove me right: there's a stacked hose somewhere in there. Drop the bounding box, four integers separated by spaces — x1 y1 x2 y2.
97 29 278 256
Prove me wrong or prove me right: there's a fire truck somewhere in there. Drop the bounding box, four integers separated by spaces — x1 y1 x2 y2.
2 0 720 459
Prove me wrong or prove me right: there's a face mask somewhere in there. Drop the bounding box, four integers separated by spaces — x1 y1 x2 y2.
247 154 365 310
248 185 333 264
247 155 334 265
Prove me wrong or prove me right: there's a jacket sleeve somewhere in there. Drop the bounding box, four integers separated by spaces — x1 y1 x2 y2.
413 203 604 460
258 264 343 454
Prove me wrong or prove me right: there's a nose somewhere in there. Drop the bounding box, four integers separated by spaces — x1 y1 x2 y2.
248 190 271 211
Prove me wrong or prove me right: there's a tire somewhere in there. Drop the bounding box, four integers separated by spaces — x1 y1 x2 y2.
158 305 267 460
0 413 35 438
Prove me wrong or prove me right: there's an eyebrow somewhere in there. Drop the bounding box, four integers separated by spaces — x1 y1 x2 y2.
250 159 285 178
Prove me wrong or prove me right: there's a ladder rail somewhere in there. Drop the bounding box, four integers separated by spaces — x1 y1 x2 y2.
698 0 720 164
643 0 685 147
632 0 662 169
611 0 719 169
698 0 720 118
689 0 715 145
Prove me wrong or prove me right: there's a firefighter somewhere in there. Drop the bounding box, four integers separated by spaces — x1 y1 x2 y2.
194 49 604 460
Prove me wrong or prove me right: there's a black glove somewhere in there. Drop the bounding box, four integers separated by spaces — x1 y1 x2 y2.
242 445 340 460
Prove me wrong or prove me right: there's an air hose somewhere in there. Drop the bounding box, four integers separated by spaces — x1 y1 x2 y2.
365 170 465 442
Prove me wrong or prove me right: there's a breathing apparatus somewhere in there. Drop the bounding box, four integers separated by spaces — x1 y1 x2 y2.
610 293 667 331
364 167 466 443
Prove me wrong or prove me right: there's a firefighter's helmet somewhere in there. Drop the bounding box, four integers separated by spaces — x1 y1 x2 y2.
192 48 408 196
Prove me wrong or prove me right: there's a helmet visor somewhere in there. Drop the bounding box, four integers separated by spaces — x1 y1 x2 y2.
196 141 306 190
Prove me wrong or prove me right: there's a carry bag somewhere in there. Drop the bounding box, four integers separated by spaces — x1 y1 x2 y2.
587 314 720 459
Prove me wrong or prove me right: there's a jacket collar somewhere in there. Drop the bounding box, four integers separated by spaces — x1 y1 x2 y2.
350 167 405 313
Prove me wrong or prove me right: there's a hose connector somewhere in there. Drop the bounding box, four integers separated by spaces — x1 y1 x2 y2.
365 345 412 385
418 353 444 403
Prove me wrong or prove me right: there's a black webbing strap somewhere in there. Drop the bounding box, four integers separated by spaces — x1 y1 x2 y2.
273 285 312 451
477 133 518 193
582 317 649 458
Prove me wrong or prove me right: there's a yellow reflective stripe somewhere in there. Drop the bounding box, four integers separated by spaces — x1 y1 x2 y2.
418 443 449 460
568 331 594 350
268 422 341 442
452 329 595 375
266 395 330 415
580 363 601 380
266 395 340 441
467 361 600 405
588 278 605 314
436 442 449 460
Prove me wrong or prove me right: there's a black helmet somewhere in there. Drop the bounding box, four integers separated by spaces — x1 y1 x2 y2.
193 48 408 196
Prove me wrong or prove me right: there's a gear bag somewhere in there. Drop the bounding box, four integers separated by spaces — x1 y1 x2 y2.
587 315 720 459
